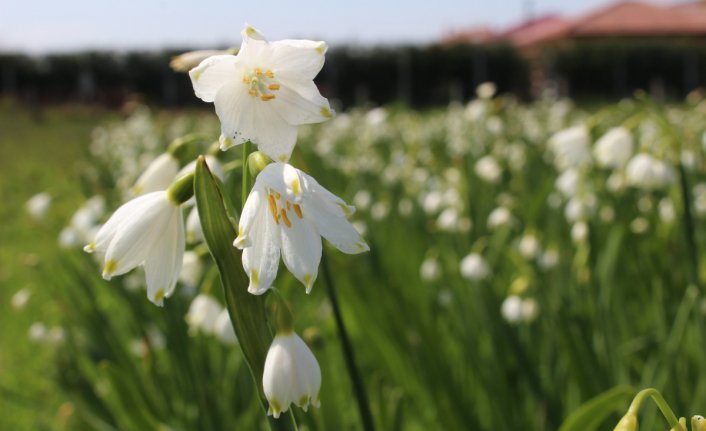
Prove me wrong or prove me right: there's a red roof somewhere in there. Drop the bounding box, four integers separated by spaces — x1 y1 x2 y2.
498 15 573 48
570 1 706 37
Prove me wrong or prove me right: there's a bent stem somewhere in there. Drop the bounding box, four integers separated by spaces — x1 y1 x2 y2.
321 252 376 431
627 388 684 431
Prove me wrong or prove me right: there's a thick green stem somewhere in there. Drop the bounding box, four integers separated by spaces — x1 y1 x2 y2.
626 388 684 431
321 252 376 431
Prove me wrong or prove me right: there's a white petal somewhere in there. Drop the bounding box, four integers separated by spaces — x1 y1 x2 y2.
242 201 281 294
250 102 299 162
242 24 266 41
273 82 332 126
88 194 151 253
214 81 258 149
269 39 327 83
132 153 179 196
144 210 184 306
302 174 355 218
234 184 264 249
190 55 241 103
305 204 368 254
280 215 321 293
103 193 174 278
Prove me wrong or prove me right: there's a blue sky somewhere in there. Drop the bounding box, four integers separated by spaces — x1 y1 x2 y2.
0 0 681 53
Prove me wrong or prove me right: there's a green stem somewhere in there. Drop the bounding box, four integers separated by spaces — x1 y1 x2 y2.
678 162 701 291
627 388 684 431
242 141 251 207
321 252 376 431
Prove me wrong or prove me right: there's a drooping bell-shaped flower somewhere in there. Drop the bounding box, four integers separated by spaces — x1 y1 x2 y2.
132 153 179 196
593 126 633 168
263 331 321 418
84 190 185 306
189 24 334 162
234 162 368 295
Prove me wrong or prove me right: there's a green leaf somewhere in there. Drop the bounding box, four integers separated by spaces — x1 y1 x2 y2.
194 156 272 405
558 385 635 431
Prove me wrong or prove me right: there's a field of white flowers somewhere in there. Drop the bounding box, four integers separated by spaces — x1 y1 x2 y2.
11 81 706 431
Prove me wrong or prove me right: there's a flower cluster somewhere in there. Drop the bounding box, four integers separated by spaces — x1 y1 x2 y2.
83 24 367 420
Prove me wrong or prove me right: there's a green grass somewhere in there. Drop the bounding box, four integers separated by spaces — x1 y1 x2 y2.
0 100 115 429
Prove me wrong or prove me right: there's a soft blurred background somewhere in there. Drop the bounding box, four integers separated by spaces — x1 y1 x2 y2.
3 0 706 429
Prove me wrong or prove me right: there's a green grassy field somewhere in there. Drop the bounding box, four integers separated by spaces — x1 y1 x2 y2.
2 95 706 430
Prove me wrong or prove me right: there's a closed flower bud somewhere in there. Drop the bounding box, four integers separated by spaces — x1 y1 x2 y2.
614 413 638 431
263 331 321 418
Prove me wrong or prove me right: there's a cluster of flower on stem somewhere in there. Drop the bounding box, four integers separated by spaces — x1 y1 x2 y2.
86 24 368 419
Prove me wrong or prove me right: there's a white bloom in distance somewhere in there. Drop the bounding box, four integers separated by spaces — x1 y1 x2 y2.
593 127 633 168
625 153 675 190
84 191 185 306
460 253 490 281
235 162 369 295
25 192 52 221
190 24 334 162
548 125 591 171
185 294 221 335
263 331 321 418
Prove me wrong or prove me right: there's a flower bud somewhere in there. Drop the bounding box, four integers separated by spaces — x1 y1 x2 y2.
247 151 271 178
693 415 706 431
613 413 637 431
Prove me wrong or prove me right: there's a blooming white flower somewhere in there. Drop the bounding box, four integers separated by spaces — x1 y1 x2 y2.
178 251 203 288
476 81 496 99
132 153 179 196
84 191 185 306
190 24 334 161
571 221 588 243
487 206 512 229
625 153 675 190
460 253 490 281
548 125 591 171
474 155 502 184
185 294 221 335
420 257 441 282
593 127 633 168
263 331 321 418
11 288 31 310
234 162 368 295
25 192 51 221
214 309 238 345
517 234 541 259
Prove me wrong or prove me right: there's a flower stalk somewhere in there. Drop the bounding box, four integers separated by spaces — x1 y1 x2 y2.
321 251 376 431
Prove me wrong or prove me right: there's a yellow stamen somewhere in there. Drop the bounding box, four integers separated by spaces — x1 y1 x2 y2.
255 67 262 76
268 194 280 224
265 69 274 78
293 204 303 219
248 89 257 97
243 76 251 84
275 192 281 200
260 94 275 101
268 83 280 91
280 208 292 228
286 200 291 210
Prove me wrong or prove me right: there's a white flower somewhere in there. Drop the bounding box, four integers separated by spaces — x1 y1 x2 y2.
263 331 321 418
475 155 502 184
28 322 47 343
214 309 238 345
179 251 203 288
539 249 559 269
625 153 675 190
460 253 490 281
84 191 185 306
420 257 441 282
234 162 369 295
476 82 496 99
170 49 235 72
132 153 179 196
185 207 204 244
11 288 31 310
25 192 51 220
571 221 588 243
593 127 633 168
555 168 580 197
185 294 221 335
501 295 523 323
190 24 334 162
517 234 541 259
548 125 591 170
487 206 512 229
